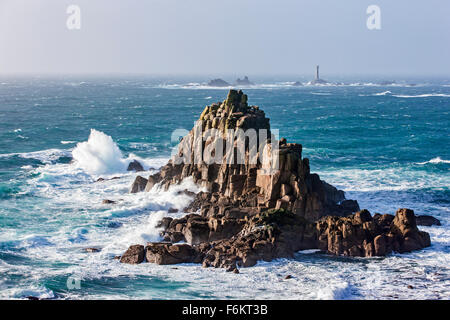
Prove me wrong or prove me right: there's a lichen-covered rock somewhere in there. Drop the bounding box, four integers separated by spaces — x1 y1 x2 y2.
207 79 231 87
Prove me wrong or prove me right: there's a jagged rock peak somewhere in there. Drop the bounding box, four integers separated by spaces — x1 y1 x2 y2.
131 90 359 221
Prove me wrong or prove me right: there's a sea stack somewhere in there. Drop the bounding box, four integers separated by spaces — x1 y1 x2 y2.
124 90 431 269
235 76 253 86
207 78 231 87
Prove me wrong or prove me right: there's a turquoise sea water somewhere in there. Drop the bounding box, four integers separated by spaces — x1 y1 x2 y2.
0 76 449 299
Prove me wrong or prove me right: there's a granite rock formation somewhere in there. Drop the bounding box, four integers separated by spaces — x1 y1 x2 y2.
123 90 431 269
415 215 441 226
122 207 430 269
317 208 431 256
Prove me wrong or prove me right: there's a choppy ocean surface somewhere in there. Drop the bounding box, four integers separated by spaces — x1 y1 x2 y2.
0 76 449 299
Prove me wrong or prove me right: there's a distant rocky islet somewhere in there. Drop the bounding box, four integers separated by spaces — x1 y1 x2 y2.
120 90 433 270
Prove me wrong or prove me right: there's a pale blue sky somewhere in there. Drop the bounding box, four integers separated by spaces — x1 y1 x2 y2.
0 0 449 76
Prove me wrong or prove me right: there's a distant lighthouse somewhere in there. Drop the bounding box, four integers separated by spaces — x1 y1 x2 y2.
309 65 328 85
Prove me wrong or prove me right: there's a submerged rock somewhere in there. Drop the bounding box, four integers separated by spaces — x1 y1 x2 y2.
416 215 441 226
130 176 148 193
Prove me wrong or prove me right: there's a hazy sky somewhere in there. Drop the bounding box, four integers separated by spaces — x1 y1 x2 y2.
0 0 449 76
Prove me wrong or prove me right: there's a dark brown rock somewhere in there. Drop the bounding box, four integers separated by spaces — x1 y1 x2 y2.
85 247 100 253
102 199 116 204
317 208 430 257
156 217 173 230
119 244 145 264
120 91 432 269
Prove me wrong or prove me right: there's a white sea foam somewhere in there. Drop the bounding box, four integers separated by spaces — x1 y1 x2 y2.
417 157 450 165
311 92 332 96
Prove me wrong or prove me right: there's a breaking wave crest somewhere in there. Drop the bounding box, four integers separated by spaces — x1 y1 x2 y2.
72 129 155 175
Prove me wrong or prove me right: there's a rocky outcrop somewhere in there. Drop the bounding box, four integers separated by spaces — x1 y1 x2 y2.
120 90 432 269
127 160 144 172
140 90 359 221
121 208 431 268
145 243 203 265
119 244 145 264
416 215 441 226
207 79 231 87
235 76 253 86
317 208 431 257
130 176 148 193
